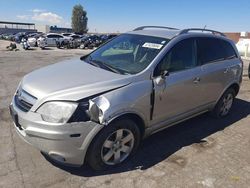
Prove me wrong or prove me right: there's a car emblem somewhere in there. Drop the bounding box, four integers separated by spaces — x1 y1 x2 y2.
17 90 24 101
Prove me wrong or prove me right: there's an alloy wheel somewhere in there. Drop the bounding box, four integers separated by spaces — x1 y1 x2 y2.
101 128 135 165
220 93 233 116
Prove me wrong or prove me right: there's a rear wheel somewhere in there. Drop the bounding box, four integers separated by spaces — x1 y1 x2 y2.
211 88 236 118
87 119 140 170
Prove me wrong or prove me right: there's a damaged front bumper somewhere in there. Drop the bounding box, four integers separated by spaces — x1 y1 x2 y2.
9 101 104 166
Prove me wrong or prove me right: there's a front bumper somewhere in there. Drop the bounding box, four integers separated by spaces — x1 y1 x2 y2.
9 100 104 166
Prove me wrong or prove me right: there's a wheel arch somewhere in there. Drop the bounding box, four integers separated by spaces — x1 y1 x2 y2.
107 112 146 138
229 83 240 96
215 82 240 106
84 112 146 168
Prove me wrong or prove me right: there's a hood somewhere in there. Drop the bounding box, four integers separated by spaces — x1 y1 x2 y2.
21 58 131 101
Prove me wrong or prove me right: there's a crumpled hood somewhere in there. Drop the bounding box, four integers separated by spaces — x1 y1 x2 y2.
21 58 132 102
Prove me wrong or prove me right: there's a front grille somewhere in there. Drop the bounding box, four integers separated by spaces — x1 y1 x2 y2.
15 95 33 112
14 89 36 112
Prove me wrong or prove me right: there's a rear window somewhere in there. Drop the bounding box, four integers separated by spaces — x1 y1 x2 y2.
197 38 237 65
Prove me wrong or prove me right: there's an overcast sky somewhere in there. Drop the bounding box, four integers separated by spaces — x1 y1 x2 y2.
0 0 249 32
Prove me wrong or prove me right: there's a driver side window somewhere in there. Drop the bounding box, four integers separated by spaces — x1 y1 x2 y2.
154 38 196 76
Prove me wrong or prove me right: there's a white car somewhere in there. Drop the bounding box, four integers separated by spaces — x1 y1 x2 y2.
27 33 44 47
37 33 71 48
27 37 37 47
236 38 250 56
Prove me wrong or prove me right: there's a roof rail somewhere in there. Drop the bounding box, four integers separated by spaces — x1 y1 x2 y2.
179 28 226 37
133 26 179 31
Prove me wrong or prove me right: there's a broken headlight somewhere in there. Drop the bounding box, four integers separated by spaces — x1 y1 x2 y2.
67 101 90 123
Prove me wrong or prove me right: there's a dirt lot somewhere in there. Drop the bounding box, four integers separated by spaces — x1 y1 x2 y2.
0 39 250 188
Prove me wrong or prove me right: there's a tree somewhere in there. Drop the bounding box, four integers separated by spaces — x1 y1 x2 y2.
71 4 88 34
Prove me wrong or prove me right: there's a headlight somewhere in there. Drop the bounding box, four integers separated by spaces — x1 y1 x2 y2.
37 101 78 124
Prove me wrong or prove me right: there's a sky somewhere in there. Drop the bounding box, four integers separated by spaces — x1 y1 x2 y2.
0 0 249 33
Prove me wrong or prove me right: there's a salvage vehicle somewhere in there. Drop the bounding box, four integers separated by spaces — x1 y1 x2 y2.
100 34 117 43
81 35 102 49
27 33 44 47
2 33 15 41
20 38 30 50
10 26 242 170
37 33 71 48
57 34 83 49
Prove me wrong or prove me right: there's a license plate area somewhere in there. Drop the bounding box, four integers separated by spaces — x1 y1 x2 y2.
9 105 23 130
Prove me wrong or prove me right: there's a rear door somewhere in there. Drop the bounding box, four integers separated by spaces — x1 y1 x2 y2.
46 34 54 46
197 37 238 103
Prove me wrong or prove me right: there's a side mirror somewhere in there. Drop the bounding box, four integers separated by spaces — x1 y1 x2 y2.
161 70 169 78
155 70 169 85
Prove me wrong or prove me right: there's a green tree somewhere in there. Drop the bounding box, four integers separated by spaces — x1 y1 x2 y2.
71 4 88 34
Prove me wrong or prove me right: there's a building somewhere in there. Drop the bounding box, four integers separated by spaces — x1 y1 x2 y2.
0 21 37 34
36 25 50 34
36 25 73 34
49 26 73 33
0 20 73 34
224 32 250 43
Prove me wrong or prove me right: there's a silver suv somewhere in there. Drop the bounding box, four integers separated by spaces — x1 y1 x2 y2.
10 26 243 170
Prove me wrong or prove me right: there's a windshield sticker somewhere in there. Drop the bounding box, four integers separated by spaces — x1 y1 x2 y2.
142 43 163 49
161 41 166 44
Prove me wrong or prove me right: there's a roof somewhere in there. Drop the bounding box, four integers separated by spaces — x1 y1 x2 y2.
0 21 35 26
127 26 226 40
127 29 180 39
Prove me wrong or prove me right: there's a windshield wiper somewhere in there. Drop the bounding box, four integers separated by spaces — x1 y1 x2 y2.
83 55 124 74
92 59 123 74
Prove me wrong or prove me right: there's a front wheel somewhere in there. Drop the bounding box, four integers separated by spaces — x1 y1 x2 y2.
211 88 236 118
87 119 141 170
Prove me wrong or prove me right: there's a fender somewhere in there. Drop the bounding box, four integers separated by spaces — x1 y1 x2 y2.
104 109 148 127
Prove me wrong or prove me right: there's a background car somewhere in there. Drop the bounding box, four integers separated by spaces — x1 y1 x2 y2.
100 34 117 43
27 33 44 47
80 35 102 49
2 33 15 41
236 38 250 56
37 33 71 48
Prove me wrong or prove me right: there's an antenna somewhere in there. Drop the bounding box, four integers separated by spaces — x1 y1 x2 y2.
202 25 207 33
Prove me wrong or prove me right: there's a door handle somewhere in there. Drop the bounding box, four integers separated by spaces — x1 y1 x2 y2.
193 77 201 84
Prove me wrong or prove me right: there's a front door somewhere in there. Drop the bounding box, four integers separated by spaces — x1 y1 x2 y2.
152 38 204 125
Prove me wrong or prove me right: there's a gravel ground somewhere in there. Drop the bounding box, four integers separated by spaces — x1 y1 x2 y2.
0 39 249 188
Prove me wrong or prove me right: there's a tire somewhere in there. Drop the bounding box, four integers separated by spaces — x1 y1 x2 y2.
211 88 236 118
57 41 62 49
87 118 141 170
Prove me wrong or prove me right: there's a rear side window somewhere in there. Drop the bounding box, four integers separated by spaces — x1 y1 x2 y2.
220 40 237 59
197 38 237 65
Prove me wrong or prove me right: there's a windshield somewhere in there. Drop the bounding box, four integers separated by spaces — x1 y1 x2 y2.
83 34 169 75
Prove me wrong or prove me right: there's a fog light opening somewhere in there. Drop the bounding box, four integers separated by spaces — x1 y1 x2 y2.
49 153 65 162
